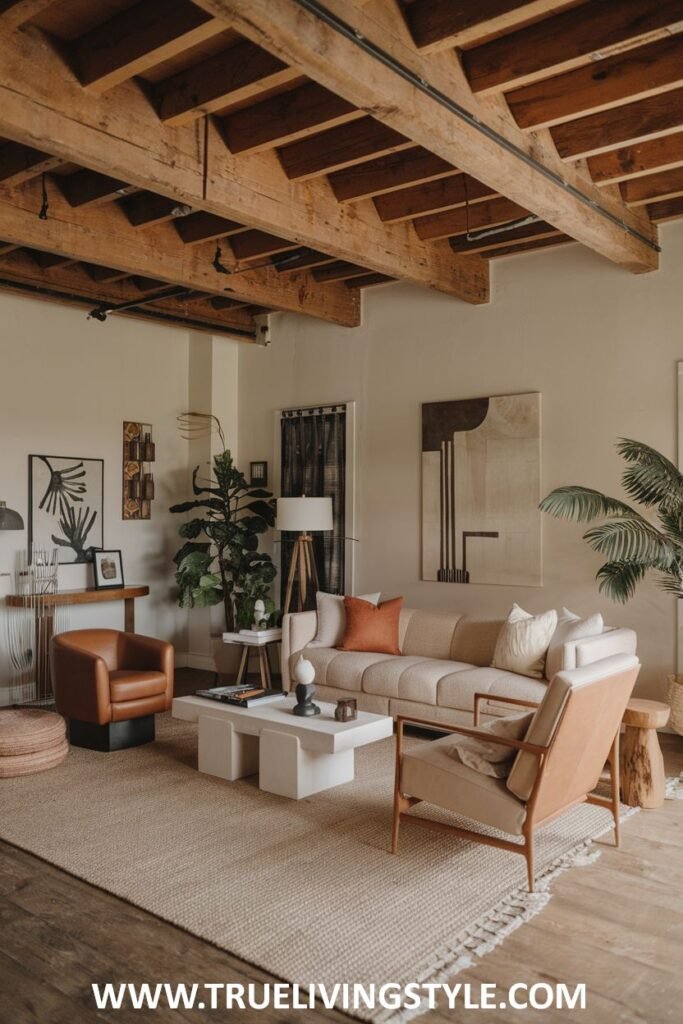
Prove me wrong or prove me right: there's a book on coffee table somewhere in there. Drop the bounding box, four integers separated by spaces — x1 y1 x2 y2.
196 686 286 708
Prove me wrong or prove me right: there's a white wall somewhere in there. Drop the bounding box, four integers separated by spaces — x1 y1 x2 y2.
0 293 240 701
238 221 683 700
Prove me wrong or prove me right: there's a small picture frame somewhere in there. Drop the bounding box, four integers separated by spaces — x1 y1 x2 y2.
93 549 125 589
334 698 357 722
250 461 268 487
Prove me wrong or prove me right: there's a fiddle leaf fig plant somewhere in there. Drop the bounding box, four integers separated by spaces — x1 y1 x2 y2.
540 438 683 603
170 436 278 632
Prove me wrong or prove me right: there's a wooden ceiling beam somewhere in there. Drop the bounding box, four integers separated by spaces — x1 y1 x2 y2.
622 166 683 205
27 249 77 269
71 0 224 95
82 263 131 283
0 0 58 30
552 85 683 159
0 141 61 184
230 230 298 261
373 173 497 223
404 0 576 53
197 0 656 272
312 260 367 282
464 0 683 95
0 181 360 325
278 117 412 180
485 235 574 258
588 132 683 185
449 219 561 254
122 191 194 228
58 170 137 208
269 248 334 273
507 35 683 131
175 211 244 244
152 39 298 126
344 272 393 287
329 146 456 202
222 81 361 154
647 194 683 221
414 197 531 242
0 24 488 304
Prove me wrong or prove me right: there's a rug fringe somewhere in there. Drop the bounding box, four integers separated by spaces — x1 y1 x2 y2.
379 801 644 1024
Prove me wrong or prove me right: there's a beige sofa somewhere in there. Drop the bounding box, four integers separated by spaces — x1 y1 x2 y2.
281 607 638 726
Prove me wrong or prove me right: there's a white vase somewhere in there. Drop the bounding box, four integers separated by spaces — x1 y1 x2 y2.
253 599 267 629
294 655 316 686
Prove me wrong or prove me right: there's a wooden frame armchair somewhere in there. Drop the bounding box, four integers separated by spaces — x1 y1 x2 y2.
392 654 640 892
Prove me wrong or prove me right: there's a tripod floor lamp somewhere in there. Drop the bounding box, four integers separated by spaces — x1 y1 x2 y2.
277 497 333 615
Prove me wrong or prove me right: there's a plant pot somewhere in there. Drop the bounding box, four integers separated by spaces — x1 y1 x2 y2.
666 674 683 736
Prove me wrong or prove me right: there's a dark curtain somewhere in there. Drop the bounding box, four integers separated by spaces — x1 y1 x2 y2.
280 406 346 609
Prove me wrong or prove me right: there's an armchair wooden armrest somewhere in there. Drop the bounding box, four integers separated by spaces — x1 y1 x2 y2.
395 714 548 756
473 692 541 726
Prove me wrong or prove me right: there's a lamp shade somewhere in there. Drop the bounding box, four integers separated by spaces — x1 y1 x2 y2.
277 496 333 532
0 501 24 530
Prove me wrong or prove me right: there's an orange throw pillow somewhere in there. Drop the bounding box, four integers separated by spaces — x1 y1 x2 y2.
338 596 403 655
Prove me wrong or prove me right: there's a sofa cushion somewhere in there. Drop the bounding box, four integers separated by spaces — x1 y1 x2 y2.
401 734 527 836
326 650 397 691
450 618 504 667
362 657 472 704
545 608 604 681
492 604 557 679
437 666 547 713
290 646 339 687
308 591 381 648
401 609 462 659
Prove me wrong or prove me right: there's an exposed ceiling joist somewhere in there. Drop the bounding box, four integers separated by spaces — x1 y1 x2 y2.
414 197 531 242
0 24 487 305
0 180 360 326
0 141 61 184
449 219 561 255
328 146 456 201
0 0 57 31
622 166 683 205
198 0 657 272
278 117 412 180
152 39 298 126
373 173 497 223
404 0 577 53
57 170 137 208
588 132 683 184
464 0 683 95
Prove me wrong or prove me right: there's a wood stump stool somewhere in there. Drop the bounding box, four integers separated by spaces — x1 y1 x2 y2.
620 699 670 808
0 709 68 778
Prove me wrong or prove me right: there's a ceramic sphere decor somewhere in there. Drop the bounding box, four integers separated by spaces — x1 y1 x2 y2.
292 655 321 717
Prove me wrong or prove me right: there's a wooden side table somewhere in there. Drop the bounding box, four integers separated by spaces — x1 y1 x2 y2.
620 698 670 808
221 630 283 689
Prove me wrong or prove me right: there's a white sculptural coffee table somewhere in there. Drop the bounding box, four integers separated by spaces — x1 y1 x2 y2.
172 695 393 800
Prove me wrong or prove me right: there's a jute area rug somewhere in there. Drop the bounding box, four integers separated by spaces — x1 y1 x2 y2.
0 714 633 1023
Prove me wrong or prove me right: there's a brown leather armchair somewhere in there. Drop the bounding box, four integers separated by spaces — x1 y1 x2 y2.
51 629 174 751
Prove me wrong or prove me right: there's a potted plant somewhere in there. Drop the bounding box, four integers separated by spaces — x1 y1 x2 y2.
540 437 683 733
170 415 278 635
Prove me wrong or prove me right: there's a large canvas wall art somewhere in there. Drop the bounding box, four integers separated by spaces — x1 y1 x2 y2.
29 454 104 563
421 393 542 587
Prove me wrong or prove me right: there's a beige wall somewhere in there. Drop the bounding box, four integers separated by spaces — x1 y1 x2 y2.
239 221 683 700
0 292 240 700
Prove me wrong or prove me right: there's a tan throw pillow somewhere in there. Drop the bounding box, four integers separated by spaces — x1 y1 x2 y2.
545 607 604 681
308 591 381 647
492 604 557 680
450 712 535 779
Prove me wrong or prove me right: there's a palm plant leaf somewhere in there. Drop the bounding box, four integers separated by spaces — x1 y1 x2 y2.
596 561 647 603
583 518 678 567
617 437 683 509
655 569 683 596
539 486 640 522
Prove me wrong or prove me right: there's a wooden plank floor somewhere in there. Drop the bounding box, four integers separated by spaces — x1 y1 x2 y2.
1 669 681 1023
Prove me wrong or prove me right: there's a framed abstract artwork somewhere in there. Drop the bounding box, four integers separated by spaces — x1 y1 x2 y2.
28 454 104 563
93 549 124 589
421 393 542 587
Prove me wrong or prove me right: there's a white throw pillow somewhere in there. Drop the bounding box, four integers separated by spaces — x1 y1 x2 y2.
491 603 557 680
308 591 381 647
451 712 535 779
545 607 604 681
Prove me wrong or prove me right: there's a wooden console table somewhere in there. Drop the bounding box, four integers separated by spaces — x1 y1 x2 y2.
5 586 150 703
6 585 150 632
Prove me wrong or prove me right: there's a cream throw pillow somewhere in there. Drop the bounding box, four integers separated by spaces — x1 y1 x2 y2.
545 607 604 681
450 712 535 779
492 604 557 680
308 591 381 647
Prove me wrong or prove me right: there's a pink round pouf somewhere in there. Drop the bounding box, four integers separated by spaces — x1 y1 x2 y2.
0 709 68 778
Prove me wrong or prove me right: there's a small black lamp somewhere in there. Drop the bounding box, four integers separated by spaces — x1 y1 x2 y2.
0 501 24 530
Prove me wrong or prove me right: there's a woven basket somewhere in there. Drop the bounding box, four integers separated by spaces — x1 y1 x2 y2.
666 675 683 736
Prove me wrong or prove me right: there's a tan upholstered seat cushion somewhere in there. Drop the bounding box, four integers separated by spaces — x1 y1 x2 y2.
401 735 527 835
362 657 472 704
437 666 547 713
109 670 167 703
450 618 505 666
290 646 339 686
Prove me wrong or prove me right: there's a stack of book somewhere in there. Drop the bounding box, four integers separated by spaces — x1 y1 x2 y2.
239 627 281 640
195 684 286 708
